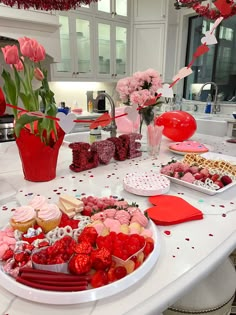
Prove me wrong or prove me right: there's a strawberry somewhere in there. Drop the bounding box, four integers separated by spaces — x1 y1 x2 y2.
114 266 127 280
78 226 98 245
211 174 219 182
143 241 154 258
221 175 232 186
91 270 108 288
2 249 14 261
214 180 224 189
194 173 203 180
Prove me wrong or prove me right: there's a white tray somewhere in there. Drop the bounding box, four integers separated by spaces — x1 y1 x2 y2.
0 221 160 305
165 175 236 196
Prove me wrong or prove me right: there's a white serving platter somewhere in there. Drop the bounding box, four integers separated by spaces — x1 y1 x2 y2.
0 221 160 305
165 175 236 195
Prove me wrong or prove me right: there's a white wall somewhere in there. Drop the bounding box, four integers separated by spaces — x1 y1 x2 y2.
48 81 119 110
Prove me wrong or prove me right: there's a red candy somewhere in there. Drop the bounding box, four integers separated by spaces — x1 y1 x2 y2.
68 254 91 275
90 247 112 270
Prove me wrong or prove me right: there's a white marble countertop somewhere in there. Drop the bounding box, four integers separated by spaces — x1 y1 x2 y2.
0 133 236 315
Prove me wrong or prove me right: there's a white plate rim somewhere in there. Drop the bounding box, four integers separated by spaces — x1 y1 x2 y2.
0 221 160 305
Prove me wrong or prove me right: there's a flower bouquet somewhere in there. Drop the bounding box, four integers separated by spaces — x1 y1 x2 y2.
1 37 64 182
116 69 163 133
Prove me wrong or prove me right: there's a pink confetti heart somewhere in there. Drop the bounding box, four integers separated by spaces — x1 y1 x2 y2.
172 67 193 81
56 112 76 133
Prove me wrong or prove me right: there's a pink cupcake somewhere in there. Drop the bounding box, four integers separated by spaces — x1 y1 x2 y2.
10 206 36 233
28 195 48 211
36 203 62 233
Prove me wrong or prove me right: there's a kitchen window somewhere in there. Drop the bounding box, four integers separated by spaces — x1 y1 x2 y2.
184 16 236 102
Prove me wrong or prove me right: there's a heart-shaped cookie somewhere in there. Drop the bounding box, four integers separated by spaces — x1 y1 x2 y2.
146 195 203 225
56 112 76 134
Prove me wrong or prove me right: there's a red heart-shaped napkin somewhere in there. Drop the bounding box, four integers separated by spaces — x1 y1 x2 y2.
90 113 111 129
146 195 203 225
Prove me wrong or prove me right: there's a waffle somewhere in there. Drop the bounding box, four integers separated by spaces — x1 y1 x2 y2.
182 153 236 176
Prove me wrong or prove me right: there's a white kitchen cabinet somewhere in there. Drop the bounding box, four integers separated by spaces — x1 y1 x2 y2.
132 23 166 76
51 13 95 80
96 0 129 21
95 18 129 80
133 0 167 22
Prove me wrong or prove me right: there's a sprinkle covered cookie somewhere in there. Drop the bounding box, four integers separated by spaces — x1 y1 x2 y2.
169 141 209 154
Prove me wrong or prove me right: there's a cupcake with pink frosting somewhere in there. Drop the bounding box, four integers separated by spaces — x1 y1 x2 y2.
36 203 62 233
10 206 36 233
28 195 48 211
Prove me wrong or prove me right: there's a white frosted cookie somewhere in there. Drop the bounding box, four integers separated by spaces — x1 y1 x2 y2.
123 172 170 196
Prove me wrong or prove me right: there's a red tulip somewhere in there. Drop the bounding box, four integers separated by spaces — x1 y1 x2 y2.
1 45 20 65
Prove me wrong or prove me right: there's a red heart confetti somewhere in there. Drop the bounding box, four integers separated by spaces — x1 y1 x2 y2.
147 195 203 225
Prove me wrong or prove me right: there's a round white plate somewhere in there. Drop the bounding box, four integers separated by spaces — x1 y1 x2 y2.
0 221 160 305
123 171 170 196
168 144 214 156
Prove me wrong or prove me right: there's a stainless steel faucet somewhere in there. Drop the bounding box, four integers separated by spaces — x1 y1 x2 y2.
95 92 117 137
198 82 220 114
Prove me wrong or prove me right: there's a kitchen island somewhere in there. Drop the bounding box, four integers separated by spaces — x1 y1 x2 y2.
0 133 236 315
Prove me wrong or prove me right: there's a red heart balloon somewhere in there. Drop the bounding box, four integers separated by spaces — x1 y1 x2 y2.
0 88 7 116
155 110 197 141
90 113 111 129
147 195 203 225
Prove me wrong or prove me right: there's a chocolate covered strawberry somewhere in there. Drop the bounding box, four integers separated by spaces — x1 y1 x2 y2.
221 175 232 186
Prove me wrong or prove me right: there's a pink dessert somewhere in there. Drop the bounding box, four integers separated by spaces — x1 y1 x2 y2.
169 141 209 153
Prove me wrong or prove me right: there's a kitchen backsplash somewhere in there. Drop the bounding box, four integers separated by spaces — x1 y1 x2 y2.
49 81 120 111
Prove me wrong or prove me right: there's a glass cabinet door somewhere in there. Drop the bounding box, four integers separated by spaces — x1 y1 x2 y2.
97 22 111 75
97 0 111 14
97 0 128 18
115 0 128 17
75 17 93 76
115 25 127 76
56 15 73 75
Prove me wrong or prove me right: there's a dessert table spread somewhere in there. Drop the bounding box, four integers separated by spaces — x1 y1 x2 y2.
0 133 236 315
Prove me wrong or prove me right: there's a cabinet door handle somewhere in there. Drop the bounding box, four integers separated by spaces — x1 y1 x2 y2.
114 74 117 77
76 72 80 75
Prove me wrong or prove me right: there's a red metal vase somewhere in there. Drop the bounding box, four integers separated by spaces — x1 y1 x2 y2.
16 127 65 182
